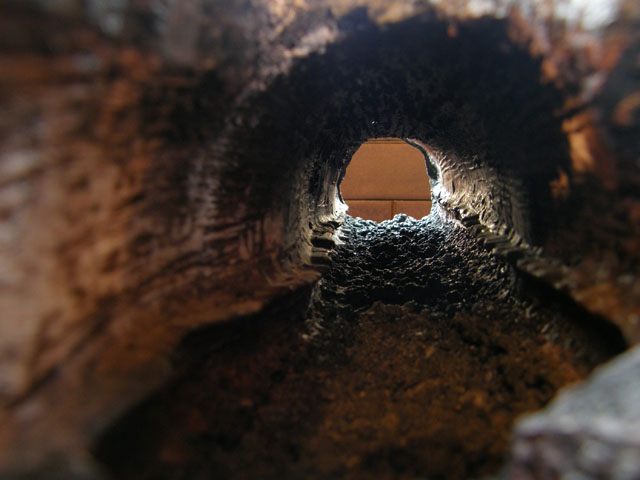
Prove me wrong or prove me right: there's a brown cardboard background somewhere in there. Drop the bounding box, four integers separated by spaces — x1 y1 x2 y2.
341 139 431 221
346 201 394 223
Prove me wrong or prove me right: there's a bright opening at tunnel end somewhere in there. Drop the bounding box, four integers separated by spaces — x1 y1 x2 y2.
339 138 432 223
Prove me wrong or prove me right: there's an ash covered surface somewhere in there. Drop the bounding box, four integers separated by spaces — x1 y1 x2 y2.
307 214 516 330
95 214 620 480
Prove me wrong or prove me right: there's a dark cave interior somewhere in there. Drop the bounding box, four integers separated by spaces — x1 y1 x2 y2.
94 215 626 480
90 18 630 473
1 1 639 479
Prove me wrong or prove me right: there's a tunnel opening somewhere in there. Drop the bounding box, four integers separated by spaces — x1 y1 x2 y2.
213 12 577 289
2 2 638 479
338 138 432 222
89 10 631 480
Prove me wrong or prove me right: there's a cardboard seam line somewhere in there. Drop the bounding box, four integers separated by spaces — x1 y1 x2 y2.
342 198 431 201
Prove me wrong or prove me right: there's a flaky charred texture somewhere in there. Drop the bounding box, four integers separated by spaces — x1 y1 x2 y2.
0 0 639 476
93 215 624 480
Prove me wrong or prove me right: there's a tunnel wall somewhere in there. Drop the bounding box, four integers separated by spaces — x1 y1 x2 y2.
0 0 639 476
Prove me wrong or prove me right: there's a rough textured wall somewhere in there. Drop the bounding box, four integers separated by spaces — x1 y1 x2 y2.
0 0 639 476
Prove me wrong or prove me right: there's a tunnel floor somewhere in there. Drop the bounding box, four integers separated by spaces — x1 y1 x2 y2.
95 214 621 479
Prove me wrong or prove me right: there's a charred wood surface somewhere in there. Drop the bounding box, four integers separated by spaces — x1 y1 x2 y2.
0 0 639 476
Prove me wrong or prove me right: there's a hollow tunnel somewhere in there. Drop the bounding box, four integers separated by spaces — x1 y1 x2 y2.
0 1 640 479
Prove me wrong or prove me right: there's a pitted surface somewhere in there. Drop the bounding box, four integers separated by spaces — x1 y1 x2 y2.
306 214 517 331
1 1 639 476
95 215 622 480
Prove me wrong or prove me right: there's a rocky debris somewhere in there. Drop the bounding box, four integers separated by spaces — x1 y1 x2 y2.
307 213 625 375
506 345 640 480
95 213 624 480
306 213 517 330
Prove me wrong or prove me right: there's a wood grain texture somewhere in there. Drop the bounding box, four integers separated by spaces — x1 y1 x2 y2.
0 0 638 476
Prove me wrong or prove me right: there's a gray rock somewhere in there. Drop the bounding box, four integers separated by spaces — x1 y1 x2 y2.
506 346 640 480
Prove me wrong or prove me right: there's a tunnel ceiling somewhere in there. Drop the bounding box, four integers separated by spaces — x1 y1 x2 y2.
231 13 569 244
0 0 639 477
